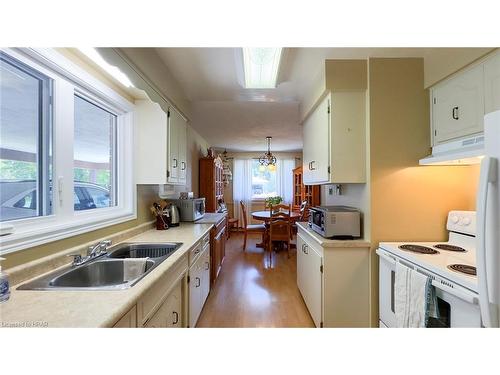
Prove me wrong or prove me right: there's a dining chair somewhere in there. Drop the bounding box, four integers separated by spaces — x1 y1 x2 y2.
269 203 291 216
240 200 266 251
268 212 292 262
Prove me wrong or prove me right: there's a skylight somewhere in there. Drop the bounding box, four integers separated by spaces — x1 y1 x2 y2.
242 48 282 89
78 48 134 88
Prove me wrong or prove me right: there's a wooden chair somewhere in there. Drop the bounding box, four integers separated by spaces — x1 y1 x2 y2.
268 211 292 262
240 200 266 251
227 217 238 239
269 203 291 216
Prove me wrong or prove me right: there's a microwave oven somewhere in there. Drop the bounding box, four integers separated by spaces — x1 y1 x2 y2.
171 198 205 222
308 205 361 238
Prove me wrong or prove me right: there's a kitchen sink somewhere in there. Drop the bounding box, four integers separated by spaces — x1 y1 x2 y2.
17 242 183 291
107 242 182 259
49 259 155 288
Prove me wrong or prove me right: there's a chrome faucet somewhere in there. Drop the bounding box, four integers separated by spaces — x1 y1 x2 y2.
67 240 112 267
88 240 112 258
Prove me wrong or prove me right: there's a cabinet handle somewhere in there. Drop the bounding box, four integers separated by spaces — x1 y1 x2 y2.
452 106 459 120
181 161 186 170
310 161 316 171
173 158 178 168
308 162 312 170
205 261 210 271
172 311 179 325
194 247 200 254
303 244 309 254
195 277 201 287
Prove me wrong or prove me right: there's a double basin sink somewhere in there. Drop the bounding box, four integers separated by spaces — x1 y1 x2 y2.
18 242 183 291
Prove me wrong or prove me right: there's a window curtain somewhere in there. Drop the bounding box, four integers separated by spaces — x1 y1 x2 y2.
233 158 296 225
276 158 295 204
232 159 254 226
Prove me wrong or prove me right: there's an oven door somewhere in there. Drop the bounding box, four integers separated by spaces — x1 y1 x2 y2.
376 248 482 328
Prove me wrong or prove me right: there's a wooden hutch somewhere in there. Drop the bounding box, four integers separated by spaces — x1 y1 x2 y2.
293 165 320 217
199 155 224 212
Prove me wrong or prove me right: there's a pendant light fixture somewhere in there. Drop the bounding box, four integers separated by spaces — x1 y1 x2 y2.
259 136 277 171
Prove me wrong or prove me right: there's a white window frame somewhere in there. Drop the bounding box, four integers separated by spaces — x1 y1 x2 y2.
0 48 136 255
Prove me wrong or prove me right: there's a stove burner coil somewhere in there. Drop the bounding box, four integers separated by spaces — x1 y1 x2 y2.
398 244 439 255
434 244 466 252
447 264 477 276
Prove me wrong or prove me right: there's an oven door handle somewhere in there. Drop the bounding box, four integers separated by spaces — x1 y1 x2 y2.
376 248 396 266
431 280 478 305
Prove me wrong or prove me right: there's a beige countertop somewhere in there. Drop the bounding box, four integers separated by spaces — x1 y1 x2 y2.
296 222 371 248
0 223 213 328
193 212 227 225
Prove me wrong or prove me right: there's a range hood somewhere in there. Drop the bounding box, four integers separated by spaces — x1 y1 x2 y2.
419 134 485 165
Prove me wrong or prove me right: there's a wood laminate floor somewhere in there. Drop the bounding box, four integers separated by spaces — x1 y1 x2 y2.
196 232 315 328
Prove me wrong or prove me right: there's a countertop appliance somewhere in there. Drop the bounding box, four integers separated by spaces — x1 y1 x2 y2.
308 205 360 239
476 109 500 327
170 198 205 222
169 204 180 227
377 211 481 328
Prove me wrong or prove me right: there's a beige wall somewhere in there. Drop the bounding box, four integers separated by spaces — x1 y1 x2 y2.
368 58 480 326
423 48 496 87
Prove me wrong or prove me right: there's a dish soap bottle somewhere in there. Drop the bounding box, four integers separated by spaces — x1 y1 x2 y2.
0 257 10 303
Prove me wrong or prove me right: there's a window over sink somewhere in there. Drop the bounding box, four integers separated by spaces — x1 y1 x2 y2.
0 48 135 255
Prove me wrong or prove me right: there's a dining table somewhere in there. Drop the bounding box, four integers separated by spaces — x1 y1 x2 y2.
251 210 302 248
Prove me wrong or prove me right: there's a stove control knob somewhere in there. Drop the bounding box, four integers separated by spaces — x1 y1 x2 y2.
462 217 471 226
451 215 459 224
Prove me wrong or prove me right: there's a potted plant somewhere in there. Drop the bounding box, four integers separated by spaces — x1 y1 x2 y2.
265 196 283 212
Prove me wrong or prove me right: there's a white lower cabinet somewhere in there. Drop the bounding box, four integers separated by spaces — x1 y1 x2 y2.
297 227 371 327
189 242 210 327
145 281 182 328
297 233 323 327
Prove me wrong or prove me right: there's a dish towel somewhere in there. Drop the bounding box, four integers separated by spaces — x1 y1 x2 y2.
395 262 439 327
122 258 149 281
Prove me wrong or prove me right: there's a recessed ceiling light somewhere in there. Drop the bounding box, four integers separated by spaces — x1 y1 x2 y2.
242 48 282 89
78 48 134 88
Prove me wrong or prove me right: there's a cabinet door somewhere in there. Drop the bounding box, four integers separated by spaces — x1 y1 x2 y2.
168 108 180 183
178 118 188 185
200 244 211 305
134 100 168 184
297 233 323 327
189 257 203 327
302 113 315 184
303 94 330 184
432 64 485 144
485 51 500 114
144 280 182 328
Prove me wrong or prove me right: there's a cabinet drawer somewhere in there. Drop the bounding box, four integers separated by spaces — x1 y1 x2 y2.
137 255 188 326
113 305 137 328
202 233 210 249
189 242 202 266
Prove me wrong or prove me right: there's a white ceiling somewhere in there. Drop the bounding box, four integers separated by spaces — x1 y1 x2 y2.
154 47 488 152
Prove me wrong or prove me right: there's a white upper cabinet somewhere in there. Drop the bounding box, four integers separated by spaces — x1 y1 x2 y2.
134 99 188 185
431 64 485 145
302 91 366 185
168 107 188 185
134 100 169 184
303 94 330 184
484 50 500 114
